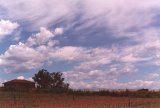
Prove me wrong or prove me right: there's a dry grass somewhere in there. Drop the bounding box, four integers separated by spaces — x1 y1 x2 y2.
0 92 160 108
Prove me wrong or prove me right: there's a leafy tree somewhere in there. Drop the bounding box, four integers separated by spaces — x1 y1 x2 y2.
32 69 69 90
50 72 69 90
32 69 52 89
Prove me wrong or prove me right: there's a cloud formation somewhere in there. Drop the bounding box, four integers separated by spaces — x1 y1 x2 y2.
0 27 62 72
1 0 160 89
0 0 158 31
0 25 159 89
0 19 19 40
26 27 54 46
0 0 77 30
17 76 25 80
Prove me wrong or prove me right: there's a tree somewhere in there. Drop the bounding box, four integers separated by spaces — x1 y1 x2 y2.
50 72 69 90
32 69 69 90
32 69 52 89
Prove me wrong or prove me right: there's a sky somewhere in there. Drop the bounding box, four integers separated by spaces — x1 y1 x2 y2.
0 0 160 90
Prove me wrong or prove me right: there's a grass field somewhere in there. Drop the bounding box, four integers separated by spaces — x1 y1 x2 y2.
0 91 160 108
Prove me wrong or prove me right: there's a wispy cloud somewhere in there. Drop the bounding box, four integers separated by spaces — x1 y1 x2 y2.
0 0 158 31
0 0 77 30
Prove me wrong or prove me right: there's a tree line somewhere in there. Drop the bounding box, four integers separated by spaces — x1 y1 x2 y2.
2 69 159 98
32 69 156 98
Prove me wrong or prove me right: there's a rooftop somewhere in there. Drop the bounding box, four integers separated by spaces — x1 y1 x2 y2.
3 79 35 84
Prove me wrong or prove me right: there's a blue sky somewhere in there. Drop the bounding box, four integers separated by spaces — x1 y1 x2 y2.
0 0 160 89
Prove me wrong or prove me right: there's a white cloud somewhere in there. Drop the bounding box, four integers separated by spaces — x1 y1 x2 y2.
17 76 25 80
0 0 77 30
1 0 160 90
120 53 139 62
26 27 54 46
53 47 117 65
52 46 88 61
28 77 34 81
79 77 160 90
0 27 64 72
17 75 33 81
0 79 3 86
0 0 159 33
120 53 149 63
65 77 157 89
54 28 64 35
0 42 45 71
0 25 159 89
63 62 137 89
0 32 142 86
0 19 19 39
83 0 158 34
147 73 160 80
118 80 154 89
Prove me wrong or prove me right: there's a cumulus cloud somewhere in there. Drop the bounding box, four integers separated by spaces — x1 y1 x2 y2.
147 73 160 80
0 27 63 72
65 78 157 90
53 47 116 65
1 0 160 89
54 28 64 35
17 75 33 81
17 76 25 80
119 80 154 89
0 26 159 89
63 62 137 89
0 19 19 39
52 46 88 61
0 26 154 89
0 42 45 72
26 27 54 46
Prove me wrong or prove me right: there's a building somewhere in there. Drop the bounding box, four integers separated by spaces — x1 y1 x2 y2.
3 79 35 91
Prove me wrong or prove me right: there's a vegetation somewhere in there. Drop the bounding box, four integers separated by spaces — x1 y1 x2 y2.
1 69 160 107
32 69 69 92
31 69 160 98
2 68 160 98
0 91 160 108
68 89 160 98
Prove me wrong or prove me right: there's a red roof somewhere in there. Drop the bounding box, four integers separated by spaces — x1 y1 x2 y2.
3 79 35 84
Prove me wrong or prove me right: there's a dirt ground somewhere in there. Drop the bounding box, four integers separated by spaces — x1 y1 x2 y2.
0 92 160 108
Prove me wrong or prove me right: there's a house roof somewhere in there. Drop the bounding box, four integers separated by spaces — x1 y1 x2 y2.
3 79 35 84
